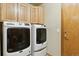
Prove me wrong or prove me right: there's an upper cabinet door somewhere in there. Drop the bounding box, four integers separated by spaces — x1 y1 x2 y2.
38 6 44 24
30 6 44 24
18 4 30 23
1 3 17 21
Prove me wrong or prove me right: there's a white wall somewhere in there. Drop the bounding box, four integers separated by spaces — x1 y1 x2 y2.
43 3 61 56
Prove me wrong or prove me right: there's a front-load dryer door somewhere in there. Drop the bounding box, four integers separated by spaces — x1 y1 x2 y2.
36 28 46 44
7 28 30 53
4 28 31 56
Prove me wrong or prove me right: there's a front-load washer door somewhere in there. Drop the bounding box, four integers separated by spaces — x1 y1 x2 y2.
7 28 30 53
36 28 46 44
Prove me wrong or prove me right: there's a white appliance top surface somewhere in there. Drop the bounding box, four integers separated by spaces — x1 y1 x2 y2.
3 21 31 27
31 24 47 28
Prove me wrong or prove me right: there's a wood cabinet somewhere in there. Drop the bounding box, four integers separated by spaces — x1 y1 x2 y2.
0 3 44 24
18 4 30 23
0 3 17 21
30 6 44 24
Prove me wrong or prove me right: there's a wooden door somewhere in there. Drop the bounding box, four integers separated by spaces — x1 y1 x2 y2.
62 3 79 56
18 3 30 23
30 6 44 24
1 3 17 21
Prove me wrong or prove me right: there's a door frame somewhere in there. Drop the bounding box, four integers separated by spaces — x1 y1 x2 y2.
61 4 64 56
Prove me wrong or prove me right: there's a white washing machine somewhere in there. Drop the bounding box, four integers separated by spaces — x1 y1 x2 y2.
31 24 47 56
0 22 31 56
